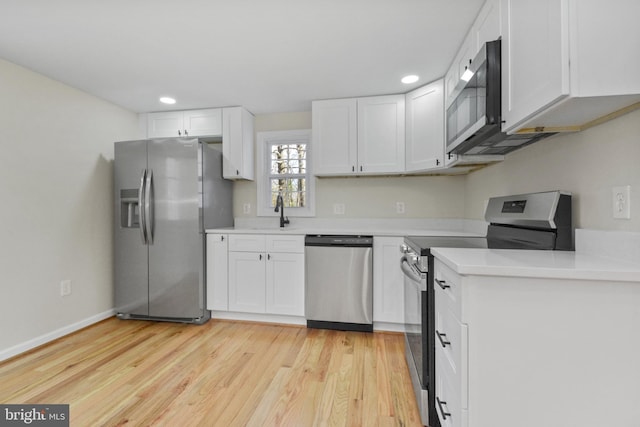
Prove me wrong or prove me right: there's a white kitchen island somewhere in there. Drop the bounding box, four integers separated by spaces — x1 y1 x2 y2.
431 247 640 427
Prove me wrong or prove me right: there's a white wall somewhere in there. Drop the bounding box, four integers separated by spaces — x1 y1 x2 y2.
464 108 640 231
0 59 139 354
237 107 640 231
233 111 466 219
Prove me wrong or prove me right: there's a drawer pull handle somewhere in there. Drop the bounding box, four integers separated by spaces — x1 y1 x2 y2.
436 278 450 290
436 330 451 348
436 397 452 420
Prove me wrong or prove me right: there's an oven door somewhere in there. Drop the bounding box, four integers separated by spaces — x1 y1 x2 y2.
401 255 427 387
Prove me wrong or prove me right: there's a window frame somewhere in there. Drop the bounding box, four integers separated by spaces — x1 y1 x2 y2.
256 129 315 218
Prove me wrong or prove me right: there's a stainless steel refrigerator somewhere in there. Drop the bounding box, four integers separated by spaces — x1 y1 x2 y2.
114 138 232 324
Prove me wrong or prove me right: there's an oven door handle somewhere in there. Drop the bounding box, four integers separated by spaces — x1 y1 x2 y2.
400 256 425 284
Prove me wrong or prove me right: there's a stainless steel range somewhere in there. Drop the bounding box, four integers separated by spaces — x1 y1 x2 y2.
401 191 573 427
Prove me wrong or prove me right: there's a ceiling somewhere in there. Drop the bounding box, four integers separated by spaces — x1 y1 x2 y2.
0 0 484 115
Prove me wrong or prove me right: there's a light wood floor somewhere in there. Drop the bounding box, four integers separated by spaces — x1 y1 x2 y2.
0 318 422 426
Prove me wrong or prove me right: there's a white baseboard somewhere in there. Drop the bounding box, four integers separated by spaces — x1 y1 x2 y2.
374 322 405 333
210 311 306 326
0 309 116 362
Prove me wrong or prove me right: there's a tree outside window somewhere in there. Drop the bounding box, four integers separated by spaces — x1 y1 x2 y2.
269 143 307 208
256 129 314 217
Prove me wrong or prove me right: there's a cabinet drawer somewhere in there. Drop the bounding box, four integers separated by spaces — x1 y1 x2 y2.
434 306 468 410
435 306 467 380
434 259 462 320
266 235 304 253
435 349 465 427
229 234 266 252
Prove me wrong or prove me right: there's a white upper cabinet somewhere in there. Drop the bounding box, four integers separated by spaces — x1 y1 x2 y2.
445 33 474 108
313 95 405 176
473 0 502 53
405 80 445 171
145 106 254 181
222 106 254 180
147 108 222 138
501 0 640 134
357 95 405 174
445 0 502 109
312 98 358 175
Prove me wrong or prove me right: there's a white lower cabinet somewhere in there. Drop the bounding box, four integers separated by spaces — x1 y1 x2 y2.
373 236 404 325
206 233 228 311
433 257 640 427
228 251 267 313
265 252 305 316
227 234 304 316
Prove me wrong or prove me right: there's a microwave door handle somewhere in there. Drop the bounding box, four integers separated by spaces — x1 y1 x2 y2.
138 169 147 245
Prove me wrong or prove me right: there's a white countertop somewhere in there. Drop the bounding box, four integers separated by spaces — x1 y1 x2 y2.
432 247 640 282
206 218 487 238
206 226 484 237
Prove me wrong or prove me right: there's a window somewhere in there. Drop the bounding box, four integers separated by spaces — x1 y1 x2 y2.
257 130 315 217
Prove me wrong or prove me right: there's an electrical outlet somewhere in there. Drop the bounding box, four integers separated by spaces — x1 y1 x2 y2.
333 203 345 215
243 203 251 214
396 201 405 214
60 280 72 297
612 186 631 219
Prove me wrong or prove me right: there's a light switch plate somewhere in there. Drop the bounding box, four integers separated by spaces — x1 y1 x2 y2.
612 186 631 219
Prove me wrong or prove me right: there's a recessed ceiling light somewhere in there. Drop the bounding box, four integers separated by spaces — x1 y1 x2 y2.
159 97 176 105
401 75 419 84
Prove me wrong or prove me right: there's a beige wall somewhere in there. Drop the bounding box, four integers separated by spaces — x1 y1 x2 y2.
239 107 640 230
464 108 640 231
0 59 139 352
234 111 466 219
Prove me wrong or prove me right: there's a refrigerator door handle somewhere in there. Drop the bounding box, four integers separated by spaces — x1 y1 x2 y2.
138 169 148 245
145 169 154 245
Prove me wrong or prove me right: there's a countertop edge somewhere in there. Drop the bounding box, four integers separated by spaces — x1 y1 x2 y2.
432 248 640 282
205 227 484 238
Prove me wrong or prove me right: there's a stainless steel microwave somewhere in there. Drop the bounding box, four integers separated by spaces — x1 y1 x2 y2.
446 39 553 156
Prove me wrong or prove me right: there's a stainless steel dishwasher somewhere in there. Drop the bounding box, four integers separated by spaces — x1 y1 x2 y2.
304 235 373 332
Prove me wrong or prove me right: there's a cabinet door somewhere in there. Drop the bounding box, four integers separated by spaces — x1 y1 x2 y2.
312 99 358 175
473 0 501 52
206 234 228 311
147 112 184 137
265 253 305 316
445 31 476 110
501 0 569 133
228 252 266 313
357 95 405 174
373 237 404 324
223 107 255 180
184 108 222 137
405 80 444 172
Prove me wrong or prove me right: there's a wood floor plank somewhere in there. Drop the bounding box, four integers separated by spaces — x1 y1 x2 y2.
0 317 422 426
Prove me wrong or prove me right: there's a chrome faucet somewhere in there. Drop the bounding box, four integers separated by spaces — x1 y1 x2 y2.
274 192 290 228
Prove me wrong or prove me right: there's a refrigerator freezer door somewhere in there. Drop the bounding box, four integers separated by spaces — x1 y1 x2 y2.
114 140 149 317
147 138 205 319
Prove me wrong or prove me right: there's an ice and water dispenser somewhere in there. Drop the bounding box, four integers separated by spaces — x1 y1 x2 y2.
120 188 140 228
